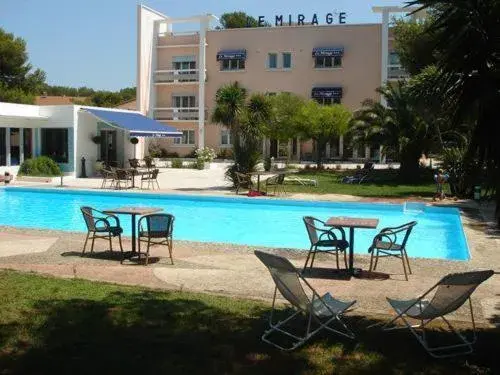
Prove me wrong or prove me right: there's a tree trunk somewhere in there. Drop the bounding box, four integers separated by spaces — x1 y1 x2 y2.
398 148 422 182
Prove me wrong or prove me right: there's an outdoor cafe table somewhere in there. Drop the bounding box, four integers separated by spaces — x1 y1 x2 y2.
325 217 379 276
103 206 163 257
126 168 150 188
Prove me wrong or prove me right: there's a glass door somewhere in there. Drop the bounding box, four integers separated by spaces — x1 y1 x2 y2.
100 130 117 166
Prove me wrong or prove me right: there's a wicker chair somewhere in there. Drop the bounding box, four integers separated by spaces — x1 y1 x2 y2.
265 173 286 196
235 172 254 194
100 168 116 189
114 169 132 190
138 213 175 265
80 206 124 257
129 158 140 169
140 168 160 190
368 221 417 280
302 216 349 272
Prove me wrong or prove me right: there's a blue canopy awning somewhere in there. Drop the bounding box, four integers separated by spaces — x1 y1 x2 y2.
216 49 247 61
311 87 343 99
83 108 182 138
312 47 344 57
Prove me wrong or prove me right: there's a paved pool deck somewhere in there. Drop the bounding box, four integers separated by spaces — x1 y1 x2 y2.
0 186 498 327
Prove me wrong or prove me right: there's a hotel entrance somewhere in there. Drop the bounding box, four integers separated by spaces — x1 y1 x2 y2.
100 130 118 166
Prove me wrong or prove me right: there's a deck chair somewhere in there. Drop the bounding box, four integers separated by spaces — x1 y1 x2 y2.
374 270 494 358
235 172 254 194
80 206 124 257
265 173 286 196
254 250 356 351
341 162 375 184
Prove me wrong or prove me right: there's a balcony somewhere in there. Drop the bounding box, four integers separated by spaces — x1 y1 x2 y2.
154 107 206 121
388 65 410 80
155 69 200 84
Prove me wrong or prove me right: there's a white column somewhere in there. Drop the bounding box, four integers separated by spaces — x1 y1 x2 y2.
19 128 24 164
379 145 385 163
339 135 344 158
148 21 159 118
5 128 10 166
381 10 389 107
325 143 331 159
262 137 267 156
296 138 301 161
287 139 292 160
365 145 370 160
198 18 208 149
31 128 36 157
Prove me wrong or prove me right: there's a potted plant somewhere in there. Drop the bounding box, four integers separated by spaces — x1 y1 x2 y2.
4 171 11 184
91 135 102 144
195 147 216 170
130 137 139 158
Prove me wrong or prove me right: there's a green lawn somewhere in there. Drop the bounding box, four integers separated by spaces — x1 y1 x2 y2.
282 169 439 198
0 270 497 374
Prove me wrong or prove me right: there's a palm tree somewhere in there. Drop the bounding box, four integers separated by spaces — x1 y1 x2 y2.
350 83 430 181
211 81 247 141
409 0 500 220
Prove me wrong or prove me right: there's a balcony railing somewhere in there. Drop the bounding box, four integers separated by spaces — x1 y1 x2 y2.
155 69 199 83
387 65 410 80
154 107 206 121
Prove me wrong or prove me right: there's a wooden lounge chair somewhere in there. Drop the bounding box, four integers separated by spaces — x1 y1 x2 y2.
255 250 356 351
302 216 349 272
368 221 417 280
80 206 124 258
373 270 494 358
138 213 175 265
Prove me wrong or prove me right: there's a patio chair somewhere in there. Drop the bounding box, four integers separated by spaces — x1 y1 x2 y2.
235 172 254 194
254 250 356 351
373 270 494 358
368 221 417 280
114 169 132 190
80 206 124 257
302 216 349 273
140 168 160 190
265 173 287 196
100 168 116 189
129 158 140 169
138 213 175 265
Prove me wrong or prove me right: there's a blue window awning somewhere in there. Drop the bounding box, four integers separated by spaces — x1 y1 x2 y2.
312 47 344 57
83 108 182 138
216 49 247 61
311 87 343 99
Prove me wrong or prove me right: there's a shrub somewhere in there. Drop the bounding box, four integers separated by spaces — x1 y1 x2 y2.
195 147 216 162
171 159 183 168
148 142 162 158
196 159 205 170
186 149 197 158
18 156 61 177
129 137 139 145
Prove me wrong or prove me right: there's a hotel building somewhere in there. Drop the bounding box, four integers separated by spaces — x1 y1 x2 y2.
137 5 424 161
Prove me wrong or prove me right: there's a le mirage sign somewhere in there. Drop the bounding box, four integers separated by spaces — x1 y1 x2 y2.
257 12 347 27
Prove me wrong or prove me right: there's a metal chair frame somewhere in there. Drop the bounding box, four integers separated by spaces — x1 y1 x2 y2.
255 250 356 351
235 172 254 194
302 216 348 273
370 270 494 358
100 168 116 189
265 173 287 196
80 206 124 257
368 221 417 280
137 213 175 265
140 169 160 190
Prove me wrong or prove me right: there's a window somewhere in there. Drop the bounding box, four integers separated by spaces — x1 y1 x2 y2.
314 56 342 68
268 53 278 69
173 60 196 71
41 128 68 163
9 128 20 166
220 59 245 71
173 60 196 81
282 52 292 69
388 52 400 65
220 129 232 146
172 95 196 108
23 128 32 160
174 130 195 145
314 97 341 105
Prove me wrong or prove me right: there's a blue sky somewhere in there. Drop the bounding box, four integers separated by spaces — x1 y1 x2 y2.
0 0 406 91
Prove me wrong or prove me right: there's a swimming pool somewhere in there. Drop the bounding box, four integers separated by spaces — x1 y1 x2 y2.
0 187 469 260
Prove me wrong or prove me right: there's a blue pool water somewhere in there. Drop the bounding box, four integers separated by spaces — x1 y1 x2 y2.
0 187 469 260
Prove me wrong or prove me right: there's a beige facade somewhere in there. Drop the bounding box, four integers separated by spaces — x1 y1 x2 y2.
138 6 414 161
